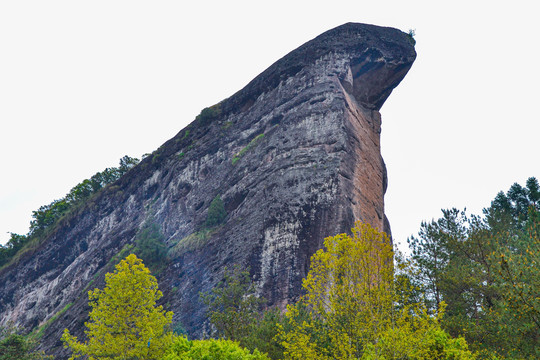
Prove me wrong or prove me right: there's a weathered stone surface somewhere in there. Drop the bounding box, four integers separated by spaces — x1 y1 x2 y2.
0 22 415 358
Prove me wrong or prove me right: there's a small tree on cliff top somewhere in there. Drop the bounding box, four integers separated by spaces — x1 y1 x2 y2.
62 254 173 360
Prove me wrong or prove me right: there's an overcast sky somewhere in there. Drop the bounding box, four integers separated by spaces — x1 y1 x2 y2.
1 1 538 249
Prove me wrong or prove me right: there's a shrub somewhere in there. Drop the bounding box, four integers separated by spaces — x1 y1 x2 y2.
407 28 416 46
134 222 167 268
206 195 227 228
196 104 221 126
164 336 269 360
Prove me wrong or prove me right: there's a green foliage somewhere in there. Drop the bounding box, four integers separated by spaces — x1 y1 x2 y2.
0 233 28 268
172 322 187 336
232 134 264 165
200 264 285 359
407 177 540 359
134 222 167 270
0 155 140 269
362 325 473 360
169 228 216 257
496 206 539 357
182 129 190 140
0 333 32 360
167 195 226 257
241 307 286 360
164 336 269 360
195 104 222 126
201 265 265 343
62 254 174 360
0 327 51 360
278 222 474 360
206 195 227 228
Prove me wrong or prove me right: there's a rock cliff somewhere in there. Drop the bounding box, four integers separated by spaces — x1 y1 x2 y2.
0 23 415 358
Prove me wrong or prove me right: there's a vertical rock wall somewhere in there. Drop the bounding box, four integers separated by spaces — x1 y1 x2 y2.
0 23 415 358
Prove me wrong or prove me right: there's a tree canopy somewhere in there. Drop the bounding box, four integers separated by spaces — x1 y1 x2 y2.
278 222 474 360
164 336 269 360
62 254 173 360
0 155 140 269
407 177 539 358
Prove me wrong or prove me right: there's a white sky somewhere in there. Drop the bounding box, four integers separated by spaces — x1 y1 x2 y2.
1 1 538 249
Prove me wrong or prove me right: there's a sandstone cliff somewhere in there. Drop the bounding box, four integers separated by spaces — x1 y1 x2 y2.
0 23 415 358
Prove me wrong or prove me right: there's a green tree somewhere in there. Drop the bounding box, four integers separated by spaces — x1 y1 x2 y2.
241 307 286 360
201 265 264 343
0 327 51 360
408 178 540 358
134 222 167 270
201 265 285 359
163 336 269 360
62 254 174 359
206 195 227 227
278 222 474 360
1 155 140 270
496 206 539 358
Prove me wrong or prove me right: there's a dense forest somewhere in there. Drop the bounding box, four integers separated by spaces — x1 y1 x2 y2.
1 177 538 359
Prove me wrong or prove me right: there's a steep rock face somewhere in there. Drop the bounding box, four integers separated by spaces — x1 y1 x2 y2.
0 23 415 358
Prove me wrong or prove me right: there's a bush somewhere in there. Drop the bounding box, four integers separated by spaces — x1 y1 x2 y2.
164 336 269 360
407 28 416 46
0 327 51 360
196 104 221 126
232 134 264 165
206 195 227 228
135 222 167 268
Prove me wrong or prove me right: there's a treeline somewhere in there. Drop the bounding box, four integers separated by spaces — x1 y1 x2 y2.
193 177 540 359
407 177 539 358
0 155 139 268
2 177 538 359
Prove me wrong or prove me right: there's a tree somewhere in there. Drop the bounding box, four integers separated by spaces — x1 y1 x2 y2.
407 178 540 358
496 206 539 357
118 155 140 174
407 209 467 312
134 222 167 270
163 336 269 360
278 222 474 360
201 265 285 359
206 195 227 227
0 327 51 360
62 254 173 359
201 265 264 343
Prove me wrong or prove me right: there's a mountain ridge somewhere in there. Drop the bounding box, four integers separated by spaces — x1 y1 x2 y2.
0 22 416 358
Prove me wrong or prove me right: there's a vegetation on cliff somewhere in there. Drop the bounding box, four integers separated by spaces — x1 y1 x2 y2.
0 327 51 360
4 168 538 359
0 156 139 270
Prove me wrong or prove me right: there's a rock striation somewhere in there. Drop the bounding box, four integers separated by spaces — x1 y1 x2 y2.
0 23 415 358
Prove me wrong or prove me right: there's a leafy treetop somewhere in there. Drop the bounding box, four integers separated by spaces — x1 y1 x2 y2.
62 254 173 360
